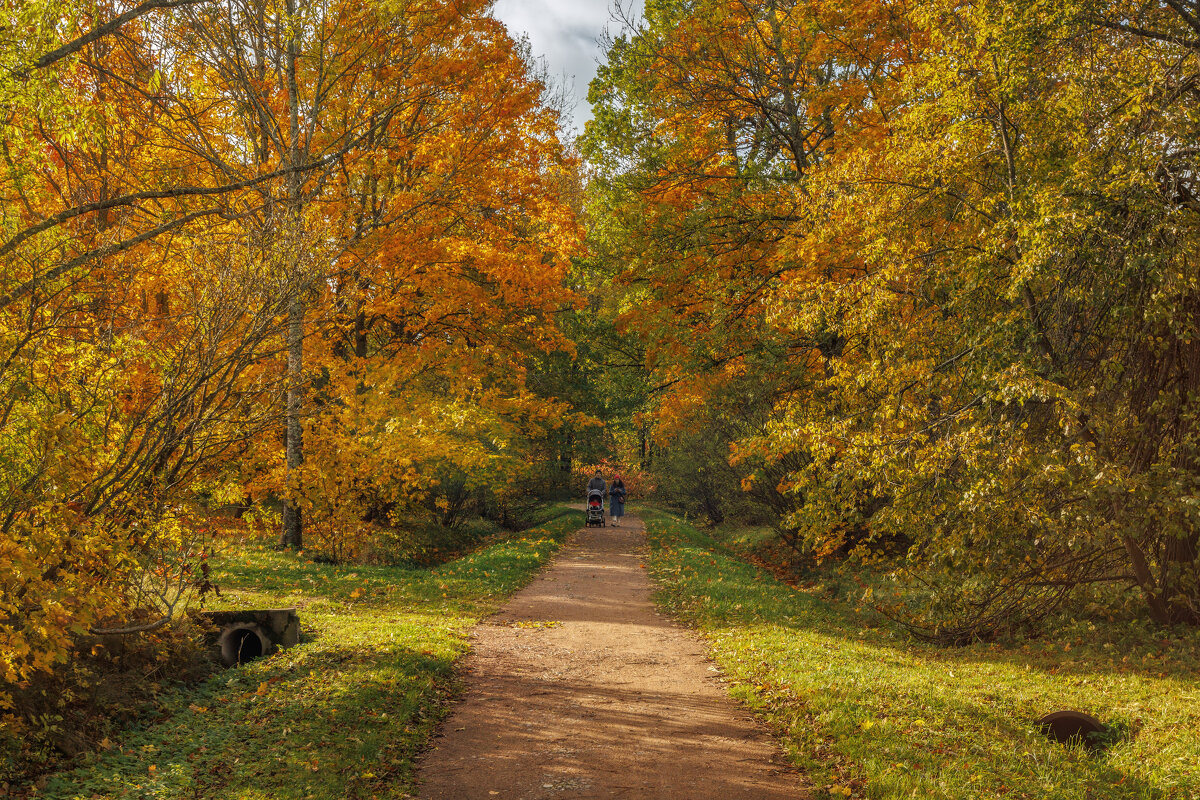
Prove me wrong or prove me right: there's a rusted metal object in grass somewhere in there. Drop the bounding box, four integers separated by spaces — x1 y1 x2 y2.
1037 710 1108 748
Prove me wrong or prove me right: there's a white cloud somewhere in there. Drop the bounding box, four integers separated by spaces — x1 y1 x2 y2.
491 0 643 136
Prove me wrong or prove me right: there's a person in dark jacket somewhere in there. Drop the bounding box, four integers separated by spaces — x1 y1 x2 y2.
587 470 606 495
609 475 627 526
586 470 606 516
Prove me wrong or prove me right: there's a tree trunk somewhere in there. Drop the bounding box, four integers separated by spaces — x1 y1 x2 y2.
1122 533 1172 624
281 296 304 549
279 0 305 550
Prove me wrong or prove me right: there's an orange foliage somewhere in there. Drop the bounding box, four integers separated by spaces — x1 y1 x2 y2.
0 0 580 742
576 460 656 500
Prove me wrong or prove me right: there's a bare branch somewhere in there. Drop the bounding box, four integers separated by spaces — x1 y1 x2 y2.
1087 15 1200 49
0 207 224 312
31 0 211 71
89 615 172 636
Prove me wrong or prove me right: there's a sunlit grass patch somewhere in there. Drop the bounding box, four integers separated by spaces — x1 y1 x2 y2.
643 509 1200 800
29 507 577 800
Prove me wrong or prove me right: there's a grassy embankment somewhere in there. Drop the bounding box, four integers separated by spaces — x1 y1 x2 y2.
25 506 580 800
643 508 1200 800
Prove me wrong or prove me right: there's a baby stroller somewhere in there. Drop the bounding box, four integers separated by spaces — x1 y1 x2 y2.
585 488 606 527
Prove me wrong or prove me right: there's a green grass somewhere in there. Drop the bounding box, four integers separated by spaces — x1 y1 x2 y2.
29 507 579 800
642 508 1200 800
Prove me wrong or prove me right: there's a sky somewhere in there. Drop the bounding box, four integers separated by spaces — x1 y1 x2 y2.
491 0 644 136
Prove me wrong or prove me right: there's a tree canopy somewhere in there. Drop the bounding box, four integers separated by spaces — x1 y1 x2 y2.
3 0 1200 747
584 0 1200 637
0 0 580 705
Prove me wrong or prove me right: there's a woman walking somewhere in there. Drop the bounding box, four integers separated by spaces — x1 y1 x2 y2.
609 475 627 526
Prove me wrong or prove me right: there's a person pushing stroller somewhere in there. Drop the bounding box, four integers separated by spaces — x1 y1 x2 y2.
585 469 606 527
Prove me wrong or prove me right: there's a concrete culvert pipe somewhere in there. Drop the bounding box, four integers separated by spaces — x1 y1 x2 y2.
219 624 273 666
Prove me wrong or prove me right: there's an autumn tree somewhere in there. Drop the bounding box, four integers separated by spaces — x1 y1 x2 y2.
583 0 906 539
586 0 1200 634
1 0 580 756
821 0 1200 633
1 0 300 705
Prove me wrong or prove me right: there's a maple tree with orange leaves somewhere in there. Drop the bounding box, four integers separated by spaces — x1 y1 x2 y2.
0 0 580 727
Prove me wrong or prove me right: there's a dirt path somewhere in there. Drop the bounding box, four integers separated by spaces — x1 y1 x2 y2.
415 514 808 799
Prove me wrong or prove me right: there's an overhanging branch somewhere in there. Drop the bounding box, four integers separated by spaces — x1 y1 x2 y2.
32 0 212 71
